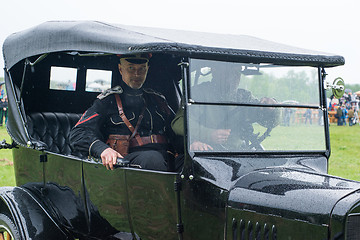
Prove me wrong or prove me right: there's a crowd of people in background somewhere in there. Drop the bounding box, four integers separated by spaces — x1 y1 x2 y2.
328 91 359 126
0 84 8 126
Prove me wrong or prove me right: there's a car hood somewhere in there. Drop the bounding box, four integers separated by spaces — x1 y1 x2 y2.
228 167 360 224
193 155 360 225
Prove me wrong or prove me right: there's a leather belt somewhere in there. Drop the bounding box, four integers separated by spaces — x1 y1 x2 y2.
129 135 167 147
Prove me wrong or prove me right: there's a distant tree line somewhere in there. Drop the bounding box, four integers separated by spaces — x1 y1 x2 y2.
241 70 319 104
240 70 360 103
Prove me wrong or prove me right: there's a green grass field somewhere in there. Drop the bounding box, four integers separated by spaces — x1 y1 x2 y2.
0 123 360 187
0 125 15 186
328 123 360 180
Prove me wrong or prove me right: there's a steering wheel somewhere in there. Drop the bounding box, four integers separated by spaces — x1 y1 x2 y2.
226 108 275 151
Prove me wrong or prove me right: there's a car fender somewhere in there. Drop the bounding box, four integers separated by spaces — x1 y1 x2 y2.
0 186 70 239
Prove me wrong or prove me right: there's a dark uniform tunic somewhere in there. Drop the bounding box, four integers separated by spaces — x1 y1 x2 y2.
70 81 176 171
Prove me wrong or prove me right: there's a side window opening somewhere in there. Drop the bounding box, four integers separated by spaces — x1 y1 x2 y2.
50 66 77 91
49 67 112 93
85 69 112 92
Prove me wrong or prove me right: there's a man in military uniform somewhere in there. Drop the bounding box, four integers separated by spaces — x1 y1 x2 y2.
70 53 177 171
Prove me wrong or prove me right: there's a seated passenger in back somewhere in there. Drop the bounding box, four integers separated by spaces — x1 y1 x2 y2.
70 53 182 171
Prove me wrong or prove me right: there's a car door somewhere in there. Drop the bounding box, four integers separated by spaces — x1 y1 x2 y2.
125 169 179 240
82 161 131 234
83 162 180 239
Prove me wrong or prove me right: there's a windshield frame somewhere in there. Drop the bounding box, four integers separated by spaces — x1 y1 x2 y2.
181 58 330 156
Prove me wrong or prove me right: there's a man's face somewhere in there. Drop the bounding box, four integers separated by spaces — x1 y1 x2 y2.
118 59 149 89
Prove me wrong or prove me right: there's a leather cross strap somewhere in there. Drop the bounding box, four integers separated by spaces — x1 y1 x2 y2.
114 94 145 146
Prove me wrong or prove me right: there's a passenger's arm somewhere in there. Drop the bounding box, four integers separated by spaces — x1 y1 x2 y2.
70 98 110 158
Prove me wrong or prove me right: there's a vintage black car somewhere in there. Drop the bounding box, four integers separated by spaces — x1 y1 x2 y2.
0 21 358 240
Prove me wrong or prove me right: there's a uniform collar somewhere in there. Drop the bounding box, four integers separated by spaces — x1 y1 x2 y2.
120 80 143 96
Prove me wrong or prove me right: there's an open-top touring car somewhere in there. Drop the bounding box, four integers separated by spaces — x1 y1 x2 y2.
0 21 359 240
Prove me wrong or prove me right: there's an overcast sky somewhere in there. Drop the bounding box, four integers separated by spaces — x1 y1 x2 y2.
1 0 359 84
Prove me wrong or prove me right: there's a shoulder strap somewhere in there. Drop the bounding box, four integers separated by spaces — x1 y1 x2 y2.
97 85 123 100
114 94 145 146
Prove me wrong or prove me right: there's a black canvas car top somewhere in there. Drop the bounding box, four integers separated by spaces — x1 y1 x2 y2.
3 21 344 69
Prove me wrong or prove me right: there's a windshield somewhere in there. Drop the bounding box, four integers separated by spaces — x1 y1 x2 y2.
187 59 325 153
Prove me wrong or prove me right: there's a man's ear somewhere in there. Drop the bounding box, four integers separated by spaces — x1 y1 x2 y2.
118 63 122 75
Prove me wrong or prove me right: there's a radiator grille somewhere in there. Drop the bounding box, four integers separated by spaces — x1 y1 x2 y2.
347 214 360 240
232 218 276 240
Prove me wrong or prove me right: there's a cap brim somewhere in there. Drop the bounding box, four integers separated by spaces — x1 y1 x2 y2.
124 58 149 64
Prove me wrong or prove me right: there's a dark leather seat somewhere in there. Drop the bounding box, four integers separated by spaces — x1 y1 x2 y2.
26 112 82 155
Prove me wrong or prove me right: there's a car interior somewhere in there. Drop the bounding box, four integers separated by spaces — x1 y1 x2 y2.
9 52 183 156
